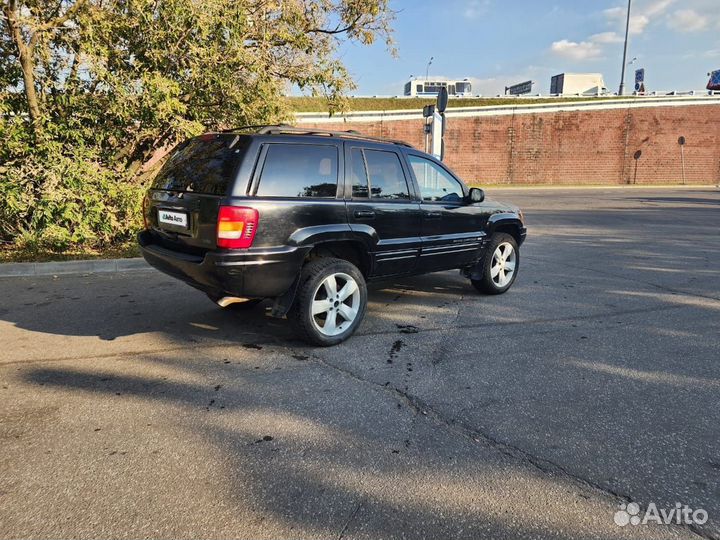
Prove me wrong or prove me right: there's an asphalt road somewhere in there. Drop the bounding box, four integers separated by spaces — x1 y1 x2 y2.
1 188 719 540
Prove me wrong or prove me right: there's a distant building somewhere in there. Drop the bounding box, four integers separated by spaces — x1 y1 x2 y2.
550 73 607 96
404 78 473 97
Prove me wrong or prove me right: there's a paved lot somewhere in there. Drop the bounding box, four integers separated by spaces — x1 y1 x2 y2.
1 188 719 539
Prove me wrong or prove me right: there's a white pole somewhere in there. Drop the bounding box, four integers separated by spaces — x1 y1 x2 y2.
680 145 686 185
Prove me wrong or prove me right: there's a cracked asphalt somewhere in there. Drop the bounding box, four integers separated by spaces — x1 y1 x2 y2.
1 187 719 539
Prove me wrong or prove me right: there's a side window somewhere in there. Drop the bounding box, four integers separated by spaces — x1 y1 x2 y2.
256 144 338 198
408 155 464 203
349 148 369 198
364 149 410 200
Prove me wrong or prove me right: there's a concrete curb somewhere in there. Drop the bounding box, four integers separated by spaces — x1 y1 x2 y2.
0 258 150 278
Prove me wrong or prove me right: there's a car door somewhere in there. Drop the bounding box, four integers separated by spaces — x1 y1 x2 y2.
344 144 422 277
405 152 488 272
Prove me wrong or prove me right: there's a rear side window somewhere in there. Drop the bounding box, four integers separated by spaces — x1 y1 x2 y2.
256 144 338 198
152 135 247 195
364 150 410 200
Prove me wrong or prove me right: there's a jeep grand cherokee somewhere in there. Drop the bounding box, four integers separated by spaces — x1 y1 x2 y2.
139 126 526 346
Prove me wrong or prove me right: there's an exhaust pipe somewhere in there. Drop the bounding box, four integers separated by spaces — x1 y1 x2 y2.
216 296 251 308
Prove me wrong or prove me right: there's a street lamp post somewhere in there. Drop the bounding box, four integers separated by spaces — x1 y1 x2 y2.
426 57 433 81
618 0 632 96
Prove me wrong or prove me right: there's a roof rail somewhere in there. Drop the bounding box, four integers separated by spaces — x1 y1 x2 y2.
217 124 292 133
252 125 414 148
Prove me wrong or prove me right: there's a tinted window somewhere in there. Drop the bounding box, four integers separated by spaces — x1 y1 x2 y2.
349 148 369 198
364 150 410 200
152 134 247 195
408 155 464 202
256 144 338 198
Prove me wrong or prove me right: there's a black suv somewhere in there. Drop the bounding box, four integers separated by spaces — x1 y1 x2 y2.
139 126 526 345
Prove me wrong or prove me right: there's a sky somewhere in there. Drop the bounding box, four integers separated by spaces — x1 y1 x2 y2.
333 0 720 96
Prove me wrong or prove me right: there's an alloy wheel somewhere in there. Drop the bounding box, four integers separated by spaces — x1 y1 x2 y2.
491 242 516 288
311 272 361 336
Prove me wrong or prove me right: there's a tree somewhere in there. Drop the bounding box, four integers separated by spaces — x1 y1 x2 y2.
0 0 394 252
2 0 394 157
1 1 88 131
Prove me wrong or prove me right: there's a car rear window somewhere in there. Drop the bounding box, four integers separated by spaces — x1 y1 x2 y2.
255 144 338 198
152 134 247 195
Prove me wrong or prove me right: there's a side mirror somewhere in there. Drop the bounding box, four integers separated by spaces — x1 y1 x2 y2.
468 187 485 203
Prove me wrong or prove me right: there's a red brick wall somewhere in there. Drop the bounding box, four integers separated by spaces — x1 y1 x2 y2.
298 103 720 185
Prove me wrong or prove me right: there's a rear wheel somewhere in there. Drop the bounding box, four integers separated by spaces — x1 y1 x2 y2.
289 257 367 346
471 233 519 294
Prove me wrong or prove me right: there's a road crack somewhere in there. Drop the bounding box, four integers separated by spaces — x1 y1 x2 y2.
311 353 715 540
337 500 363 539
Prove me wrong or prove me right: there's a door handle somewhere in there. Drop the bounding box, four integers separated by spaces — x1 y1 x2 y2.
354 210 375 219
426 211 442 219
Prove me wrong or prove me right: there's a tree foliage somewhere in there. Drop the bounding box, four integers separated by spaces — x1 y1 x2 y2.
0 0 393 252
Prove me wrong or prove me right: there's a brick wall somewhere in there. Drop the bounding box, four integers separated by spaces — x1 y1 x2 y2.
297 101 720 185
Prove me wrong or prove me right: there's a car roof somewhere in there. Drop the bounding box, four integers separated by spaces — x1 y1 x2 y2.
218 125 415 149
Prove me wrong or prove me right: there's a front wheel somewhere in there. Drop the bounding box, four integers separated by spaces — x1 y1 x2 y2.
471 233 520 294
289 257 367 346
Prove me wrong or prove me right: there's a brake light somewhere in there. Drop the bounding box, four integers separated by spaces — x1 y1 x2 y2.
217 206 259 249
142 194 150 229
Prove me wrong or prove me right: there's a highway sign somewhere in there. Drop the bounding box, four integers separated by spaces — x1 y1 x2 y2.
505 80 533 96
707 70 720 91
634 68 645 92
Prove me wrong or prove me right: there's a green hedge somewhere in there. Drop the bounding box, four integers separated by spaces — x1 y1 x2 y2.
0 119 145 254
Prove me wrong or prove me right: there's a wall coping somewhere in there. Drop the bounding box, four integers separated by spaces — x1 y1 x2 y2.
295 95 720 123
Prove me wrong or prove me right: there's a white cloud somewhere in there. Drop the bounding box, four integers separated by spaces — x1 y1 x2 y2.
589 31 623 44
463 0 490 19
667 9 709 32
629 15 650 34
604 0 675 34
550 39 604 61
603 7 624 20
644 0 676 17
549 31 623 61
603 7 650 35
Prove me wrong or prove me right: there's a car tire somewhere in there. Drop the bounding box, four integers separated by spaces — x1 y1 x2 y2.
471 233 520 295
289 257 367 346
206 294 264 310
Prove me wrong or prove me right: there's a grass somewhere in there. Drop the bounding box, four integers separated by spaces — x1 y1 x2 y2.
0 242 141 264
290 96 620 113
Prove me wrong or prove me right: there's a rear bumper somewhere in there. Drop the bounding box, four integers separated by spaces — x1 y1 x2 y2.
138 231 308 298
518 226 527 246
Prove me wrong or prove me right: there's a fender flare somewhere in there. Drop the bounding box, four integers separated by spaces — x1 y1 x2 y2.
271 224 378 318
486 212 526 246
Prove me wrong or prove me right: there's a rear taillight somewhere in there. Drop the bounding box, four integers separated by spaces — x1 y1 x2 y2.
217 206 259 249
142 194 150 229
